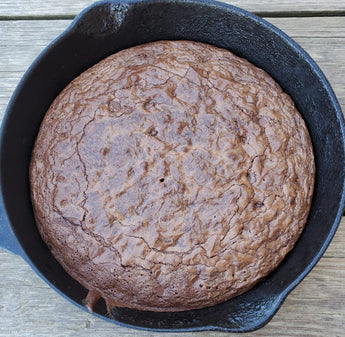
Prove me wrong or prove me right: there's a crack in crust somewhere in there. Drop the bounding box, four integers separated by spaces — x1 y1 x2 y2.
30 40 315 313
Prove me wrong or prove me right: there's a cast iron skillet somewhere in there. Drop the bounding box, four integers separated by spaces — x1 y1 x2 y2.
0 0 344 332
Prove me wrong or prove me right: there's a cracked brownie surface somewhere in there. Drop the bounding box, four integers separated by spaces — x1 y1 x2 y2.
30 40 315 312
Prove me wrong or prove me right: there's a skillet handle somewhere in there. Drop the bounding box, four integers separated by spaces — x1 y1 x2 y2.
219 292 285 332
68 0 131 37
0 196 23 256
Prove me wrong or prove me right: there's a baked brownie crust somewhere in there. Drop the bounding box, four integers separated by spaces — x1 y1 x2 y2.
30 40 315 312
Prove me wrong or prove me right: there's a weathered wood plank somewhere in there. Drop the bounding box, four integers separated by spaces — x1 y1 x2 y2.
1 0 345 17
1 18 345 118
0 222 344 336
268 17 345 37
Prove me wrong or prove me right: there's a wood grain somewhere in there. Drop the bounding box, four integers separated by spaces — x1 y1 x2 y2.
1 0 345 17
0 222 343 337
1 17 345 117
0 3 345 336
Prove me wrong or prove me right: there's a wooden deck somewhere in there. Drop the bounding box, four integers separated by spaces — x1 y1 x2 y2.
0 1 344 336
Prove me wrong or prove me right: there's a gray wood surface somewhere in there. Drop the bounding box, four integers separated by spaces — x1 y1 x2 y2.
1 17 345 116
0 225 343 337
0 1 345 336
1 0 345 17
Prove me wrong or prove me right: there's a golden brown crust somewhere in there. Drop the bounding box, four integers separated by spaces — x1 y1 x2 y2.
30 40 315 312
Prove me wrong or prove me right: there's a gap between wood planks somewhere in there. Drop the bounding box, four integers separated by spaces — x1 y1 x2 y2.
1 10 345 21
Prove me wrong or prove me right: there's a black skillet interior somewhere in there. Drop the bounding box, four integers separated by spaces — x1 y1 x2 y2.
1 0 344 332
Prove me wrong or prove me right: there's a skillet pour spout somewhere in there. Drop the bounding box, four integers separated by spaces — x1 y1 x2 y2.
1 0 345 332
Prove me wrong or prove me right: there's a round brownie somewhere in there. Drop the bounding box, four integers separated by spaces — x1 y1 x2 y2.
30 40 315 312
